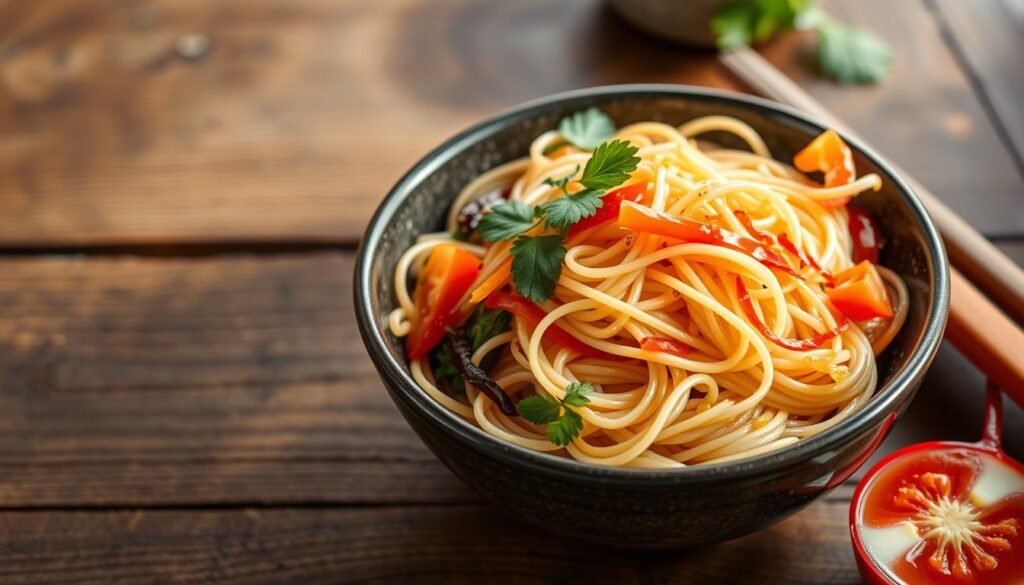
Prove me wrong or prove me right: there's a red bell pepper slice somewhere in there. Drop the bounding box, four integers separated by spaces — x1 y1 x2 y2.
777 233 836 287
847 207 882 264
567 182 647 238
736 276 848 351
639 337 695 358
618 201 800 278
733 210 773 243
406 244 481 359
484 291 622 360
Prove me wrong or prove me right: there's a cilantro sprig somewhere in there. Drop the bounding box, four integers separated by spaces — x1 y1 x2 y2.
711 0 891 85
558 108 615 150
475 138 640 303
518 381 593 446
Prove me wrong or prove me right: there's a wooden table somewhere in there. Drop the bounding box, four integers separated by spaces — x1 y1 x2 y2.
1 1 1021 582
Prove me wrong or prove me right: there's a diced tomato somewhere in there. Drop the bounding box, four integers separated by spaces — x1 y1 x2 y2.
639 337 695 358
847 207 882 264
827 261 893 321
618 201 800 278
736 276 848 351
484 291 622 360
567 182 647 238
406 244 481 359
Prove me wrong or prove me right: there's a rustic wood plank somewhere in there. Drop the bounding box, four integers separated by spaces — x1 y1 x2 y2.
0 252 472 506
932 0 1024 168
0 251 1020 507
759 0 1024 236
0 0 736 248
0 499 860 585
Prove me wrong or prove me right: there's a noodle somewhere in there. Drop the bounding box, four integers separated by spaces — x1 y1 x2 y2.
389 116 908 468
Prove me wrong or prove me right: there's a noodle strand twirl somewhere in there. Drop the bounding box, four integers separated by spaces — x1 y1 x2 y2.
389 110 907 468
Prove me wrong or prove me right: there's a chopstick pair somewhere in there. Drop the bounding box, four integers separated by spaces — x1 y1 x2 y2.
720 47 1024 404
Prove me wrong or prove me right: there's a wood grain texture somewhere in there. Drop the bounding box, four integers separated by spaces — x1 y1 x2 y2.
759 0 1024 236
0 253 469 506
932 0 1024 168
0 0 735 247
0 500 860 585
0 251 1021 510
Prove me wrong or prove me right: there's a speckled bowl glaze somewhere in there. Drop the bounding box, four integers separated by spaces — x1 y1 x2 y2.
354 85 949 548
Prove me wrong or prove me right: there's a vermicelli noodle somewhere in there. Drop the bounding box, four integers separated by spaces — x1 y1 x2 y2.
389 114 908 468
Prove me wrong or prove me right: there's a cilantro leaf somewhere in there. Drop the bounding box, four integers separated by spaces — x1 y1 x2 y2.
548 410 584 446
558 108 615 150
817 20 891 84
466 305 511 351
561 381 593 407
517 394 561 425
579 140 640 191
541 190 604 230
543 165 580 192
711 3 757 49
517 381 593 446
476 200 538 242
510 235 566 303
429 341 465 394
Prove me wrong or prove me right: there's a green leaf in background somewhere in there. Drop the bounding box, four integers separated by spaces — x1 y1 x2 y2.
561 382 593 408
711 3 757 49
558 108 615 150
818 20 892 84
711 0 891 85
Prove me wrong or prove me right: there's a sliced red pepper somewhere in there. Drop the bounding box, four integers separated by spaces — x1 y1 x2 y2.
733 210 773 243
639 337 695 358
567 182 647 238
777 233 836 287
736 276 848 351
619 201 800 278
407 244 481 359
794 129 856 189
484 291 622 360
827 261 894 321
848 207 882 264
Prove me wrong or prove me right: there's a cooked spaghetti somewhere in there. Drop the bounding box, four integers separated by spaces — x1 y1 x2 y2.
388 110 908 468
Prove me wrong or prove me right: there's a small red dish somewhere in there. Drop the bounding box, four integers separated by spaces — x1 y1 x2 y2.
851 384 1024 584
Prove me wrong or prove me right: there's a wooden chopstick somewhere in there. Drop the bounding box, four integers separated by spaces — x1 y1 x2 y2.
721 47 1024 327
719 47 1024 403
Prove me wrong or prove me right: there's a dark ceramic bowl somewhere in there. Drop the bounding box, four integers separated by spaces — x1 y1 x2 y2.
354 85 949 548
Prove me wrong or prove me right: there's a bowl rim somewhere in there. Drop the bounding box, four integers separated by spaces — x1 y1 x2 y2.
354 84 950 484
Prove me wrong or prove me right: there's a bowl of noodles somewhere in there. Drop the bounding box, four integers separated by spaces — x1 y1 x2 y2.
354 85 948 548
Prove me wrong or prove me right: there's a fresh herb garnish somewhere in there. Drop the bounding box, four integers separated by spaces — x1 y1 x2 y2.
518 381 593 446
476 138 639 303
578 140 641 191
476 200 539 243
429 341 465 394
558 108 615 150
466 304 512 352
711 0 891 85
510 234 566 303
